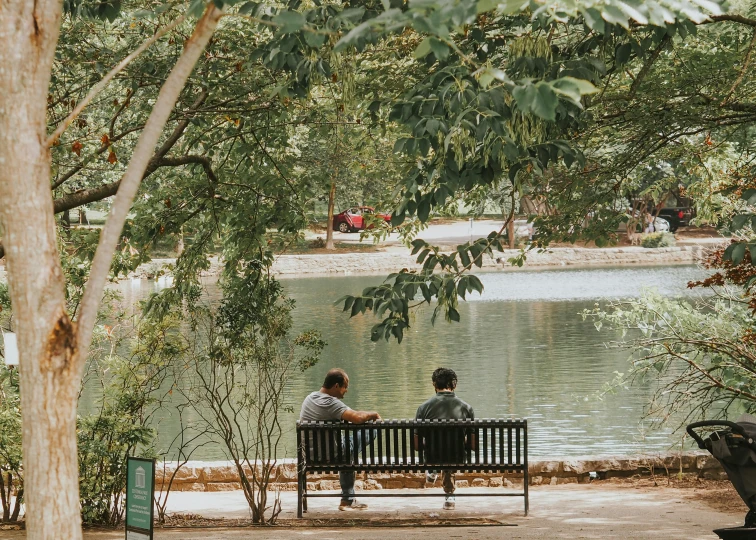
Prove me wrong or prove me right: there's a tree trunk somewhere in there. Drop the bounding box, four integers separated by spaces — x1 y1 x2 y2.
0 471 8 522
508 219 516 249
0 4 223 539
10 487 22 523
325 181 336 250
0 4 82 539
61 209 71 230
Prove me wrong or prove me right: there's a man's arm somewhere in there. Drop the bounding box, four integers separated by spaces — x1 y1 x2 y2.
341 409 381 424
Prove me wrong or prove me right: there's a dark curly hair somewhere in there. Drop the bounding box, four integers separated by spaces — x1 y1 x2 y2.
432 367 457 390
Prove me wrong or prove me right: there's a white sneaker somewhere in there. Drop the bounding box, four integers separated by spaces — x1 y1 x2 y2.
339 499 368 511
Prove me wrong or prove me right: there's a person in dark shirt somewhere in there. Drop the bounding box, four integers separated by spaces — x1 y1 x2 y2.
414 367 475 510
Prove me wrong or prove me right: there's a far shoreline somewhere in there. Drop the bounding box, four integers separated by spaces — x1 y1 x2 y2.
0 242 719 285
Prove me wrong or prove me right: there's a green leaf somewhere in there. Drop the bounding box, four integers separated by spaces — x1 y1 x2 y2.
477 0 499 12
468 275 483 293
448 307 460 322
532 83 558 121
304 31 326 48
429 38 450 61
513 82 558 120
551 77 598 106
498 0 527 14
371 323 385 342
581 7 605 32
420 283 432 303
603 5 630 27
350 297 364 317
342 296 355 312
273 11 307 33
391 211 406 227
615 0 648 24
239 2 259 15
414 37 432 59
410 238 427 254
743 188 756 206
457 283 467 300
417 198 431 222
512 83 536 112
458 247 471 267
731 243 747 266
732 214 750 231
615 43 632 65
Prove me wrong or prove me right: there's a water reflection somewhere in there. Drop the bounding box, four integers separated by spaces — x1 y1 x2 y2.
108 264 707 459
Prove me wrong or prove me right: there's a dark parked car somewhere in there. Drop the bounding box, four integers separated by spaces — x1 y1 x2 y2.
657 207 695 232
333 206 391 232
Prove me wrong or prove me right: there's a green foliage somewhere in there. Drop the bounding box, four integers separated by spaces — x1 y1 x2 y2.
78 315 185 525
178 267 323 523
0 366 22 522
641 232 676 248
722 187 756 268
583 289 756 426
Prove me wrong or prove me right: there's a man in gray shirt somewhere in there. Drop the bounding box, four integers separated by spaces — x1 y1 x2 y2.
299 368 381 510
414 367 474 510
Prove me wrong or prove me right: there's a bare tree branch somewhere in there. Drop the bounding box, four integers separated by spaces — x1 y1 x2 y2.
74 5 223 373
46 14 187 147
629 35 670 98
722 29 756 105
52 90 210 213
159 155 218 183
708 14 756 27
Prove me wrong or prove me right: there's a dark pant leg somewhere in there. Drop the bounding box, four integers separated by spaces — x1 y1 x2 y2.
339 470 356 503
442 471 456 496
339 428 378 502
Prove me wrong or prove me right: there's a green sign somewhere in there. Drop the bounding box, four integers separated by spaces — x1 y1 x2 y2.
125 457 154 539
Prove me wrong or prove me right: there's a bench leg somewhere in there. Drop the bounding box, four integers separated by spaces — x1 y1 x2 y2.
298 472 308 517
297 475 303 518
524 473 529 516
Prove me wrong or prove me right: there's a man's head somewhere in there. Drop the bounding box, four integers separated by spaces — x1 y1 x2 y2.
432 367 457 391
321 368 349 399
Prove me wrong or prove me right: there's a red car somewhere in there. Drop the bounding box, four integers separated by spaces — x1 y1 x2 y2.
333 206 391 232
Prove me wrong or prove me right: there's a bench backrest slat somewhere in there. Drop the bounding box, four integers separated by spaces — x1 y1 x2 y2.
297 419 527 474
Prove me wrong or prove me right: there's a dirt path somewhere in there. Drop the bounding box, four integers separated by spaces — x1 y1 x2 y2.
0 481 745 540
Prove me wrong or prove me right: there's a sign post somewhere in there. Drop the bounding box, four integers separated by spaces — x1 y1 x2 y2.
2 331 19 367
125 457 155 540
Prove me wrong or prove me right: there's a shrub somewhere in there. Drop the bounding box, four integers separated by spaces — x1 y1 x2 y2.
310 236 326 248
641 232 676 248
0 367 23 523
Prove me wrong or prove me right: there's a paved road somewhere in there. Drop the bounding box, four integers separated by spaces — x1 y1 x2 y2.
315 219 727 249
314 219 510 247
0 484 742 539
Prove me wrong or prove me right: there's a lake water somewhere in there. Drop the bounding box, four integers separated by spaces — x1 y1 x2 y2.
112 264 708 459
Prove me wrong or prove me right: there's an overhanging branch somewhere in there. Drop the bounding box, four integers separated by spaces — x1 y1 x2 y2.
73 4 223 374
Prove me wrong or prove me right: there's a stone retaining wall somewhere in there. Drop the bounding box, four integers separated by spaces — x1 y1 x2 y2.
95 245 707 283
270 246 704 276
156 452 725 493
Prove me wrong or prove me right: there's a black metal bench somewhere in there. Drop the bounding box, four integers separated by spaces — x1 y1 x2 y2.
296 418 528 518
